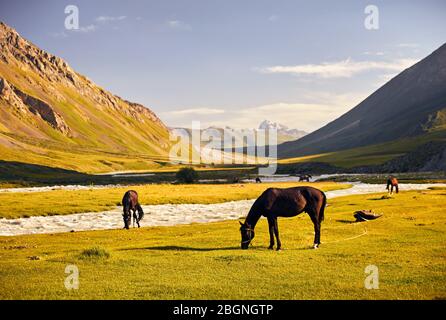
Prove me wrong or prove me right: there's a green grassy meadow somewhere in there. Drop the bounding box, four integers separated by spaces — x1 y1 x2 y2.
0 188 445 299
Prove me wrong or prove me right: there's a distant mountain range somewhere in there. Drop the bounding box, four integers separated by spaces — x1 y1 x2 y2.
278 43 446 160
258 120 307 144
0 22 170 173
171 120 307 149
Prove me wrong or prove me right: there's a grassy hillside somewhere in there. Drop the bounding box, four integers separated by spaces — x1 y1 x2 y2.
0 188 444 299
0 22 171 173
0 131 173 174
279 129 446 168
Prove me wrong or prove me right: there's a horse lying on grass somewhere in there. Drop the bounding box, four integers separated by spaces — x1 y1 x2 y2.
240 186 326 250
122 190 145 229
298 174 312 182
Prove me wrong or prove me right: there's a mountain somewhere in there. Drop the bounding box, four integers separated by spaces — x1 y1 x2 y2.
278 43 446 159
0 22 170 173
258 120 307 143
171 121 307 149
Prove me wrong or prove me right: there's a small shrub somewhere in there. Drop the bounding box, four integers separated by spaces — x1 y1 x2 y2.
79 247 110 260
176 167 198 184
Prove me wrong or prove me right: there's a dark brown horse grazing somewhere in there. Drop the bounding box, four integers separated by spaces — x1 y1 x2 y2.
122 190 145 229
386 176 399 194
240 186 326 250
298 174 312 182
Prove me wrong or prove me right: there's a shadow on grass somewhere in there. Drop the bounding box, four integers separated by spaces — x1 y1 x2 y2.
0 160 257 187
335 219 356 224
0 160 175 186
368 195 394 200
120 245 240 252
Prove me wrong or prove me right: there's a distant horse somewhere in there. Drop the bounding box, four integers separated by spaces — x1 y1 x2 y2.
240 186 326 250
255 177 262 183
298 174 312 182
122 190 145 229
386 176 399 194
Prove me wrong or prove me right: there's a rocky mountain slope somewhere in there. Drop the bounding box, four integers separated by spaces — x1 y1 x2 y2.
0 22 171 172
278 43 446 159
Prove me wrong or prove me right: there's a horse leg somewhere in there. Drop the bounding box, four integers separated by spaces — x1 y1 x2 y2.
309 211 321 249
273 218 281 251
136 212 141 228
267 217 275 250
390 185 394 195
132 210 137 228
123 207 130 229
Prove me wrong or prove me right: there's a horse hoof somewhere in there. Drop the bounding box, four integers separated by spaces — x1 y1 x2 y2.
313 244 319 249
268 246 274 250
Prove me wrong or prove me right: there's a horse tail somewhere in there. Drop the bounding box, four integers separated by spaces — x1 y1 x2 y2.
136 204 144 220
319 192 326 222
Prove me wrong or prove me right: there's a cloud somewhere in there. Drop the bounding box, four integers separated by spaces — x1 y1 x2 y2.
96 16 127 23
363 51 385 56
163 108 225 116
268 15 278 22
397 43 419 48
76 24 97 33
51 25 96 38
221 92 366 132
64 16 127 36
257 58 418 78
166 20 192 30
161 92 367 133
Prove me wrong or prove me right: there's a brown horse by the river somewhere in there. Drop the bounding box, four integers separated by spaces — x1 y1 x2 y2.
122 190 145 229
386 176 399 194
240 186 326 250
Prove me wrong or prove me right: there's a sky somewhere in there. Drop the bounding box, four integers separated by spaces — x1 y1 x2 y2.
1 0 445 132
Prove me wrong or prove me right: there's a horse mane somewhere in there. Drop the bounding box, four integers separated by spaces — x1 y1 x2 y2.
244 195 264 228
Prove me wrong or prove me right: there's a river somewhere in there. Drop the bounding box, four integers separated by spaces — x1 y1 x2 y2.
0 182 444 236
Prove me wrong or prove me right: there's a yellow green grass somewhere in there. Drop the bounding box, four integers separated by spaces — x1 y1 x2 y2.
0 132 177 174
0 189 445 299
0 182 347 219
278 129 446 168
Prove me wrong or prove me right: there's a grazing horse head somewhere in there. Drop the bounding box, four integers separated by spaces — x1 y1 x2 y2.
239 221 255 249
